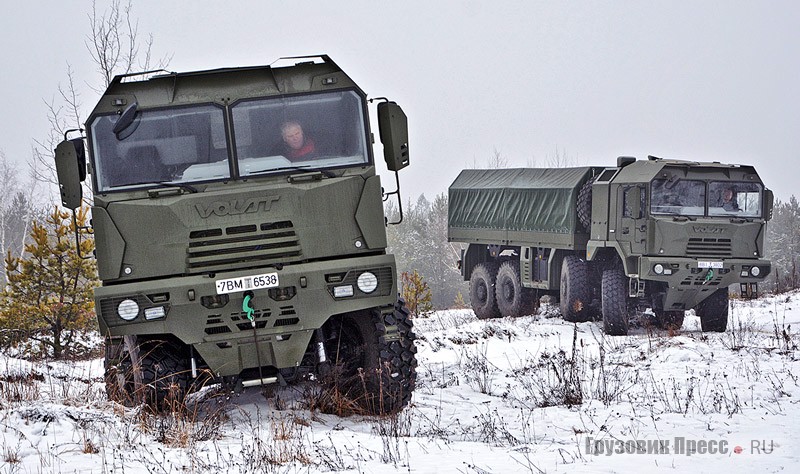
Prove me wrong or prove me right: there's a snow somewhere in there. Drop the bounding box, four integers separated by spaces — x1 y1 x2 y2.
1 292 799 473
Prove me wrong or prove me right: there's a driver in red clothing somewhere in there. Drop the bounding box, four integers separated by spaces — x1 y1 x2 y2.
280 120 316 160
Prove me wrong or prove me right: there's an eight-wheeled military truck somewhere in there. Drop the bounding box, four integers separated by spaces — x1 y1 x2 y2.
448 156 773 335
54 55 417 414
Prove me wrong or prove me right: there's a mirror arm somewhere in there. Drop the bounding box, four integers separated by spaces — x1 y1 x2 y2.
72 211 94 260
63 128 84 141
384 171 404 225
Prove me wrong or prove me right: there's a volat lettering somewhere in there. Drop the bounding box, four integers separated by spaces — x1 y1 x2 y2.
692 226 725 234
196 196 280 218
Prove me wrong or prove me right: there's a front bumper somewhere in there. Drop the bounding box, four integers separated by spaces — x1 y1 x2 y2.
639 256 770 309
95 253 397 376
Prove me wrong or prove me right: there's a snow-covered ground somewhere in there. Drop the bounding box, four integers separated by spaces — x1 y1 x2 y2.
1 292 799 473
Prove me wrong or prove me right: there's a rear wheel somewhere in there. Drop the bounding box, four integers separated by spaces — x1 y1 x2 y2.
495 261 536 317
323 300 417 415
470 262 502 319
696 289 729 332
560 255 591 322
601 264 630 336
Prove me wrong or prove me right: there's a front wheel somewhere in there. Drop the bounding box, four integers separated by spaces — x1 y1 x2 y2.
601 264 630 336
695 289 729 332
323 300 418 415
105 337 196 410
560 255 591 322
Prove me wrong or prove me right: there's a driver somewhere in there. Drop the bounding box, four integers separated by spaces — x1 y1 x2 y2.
280 121 316 160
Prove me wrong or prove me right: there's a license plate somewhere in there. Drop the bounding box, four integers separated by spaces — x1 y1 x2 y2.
215 272 279 295
698 261 723 269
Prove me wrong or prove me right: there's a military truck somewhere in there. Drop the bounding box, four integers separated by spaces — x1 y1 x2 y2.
448 156 773 335
54 55 417 414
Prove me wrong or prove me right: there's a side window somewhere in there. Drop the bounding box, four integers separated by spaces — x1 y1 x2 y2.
623 186 645 218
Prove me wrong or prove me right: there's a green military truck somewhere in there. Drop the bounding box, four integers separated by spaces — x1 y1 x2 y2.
448 156 773 335
54 55 417 414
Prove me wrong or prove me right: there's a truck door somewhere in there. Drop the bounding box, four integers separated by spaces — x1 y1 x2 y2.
618 185 647 255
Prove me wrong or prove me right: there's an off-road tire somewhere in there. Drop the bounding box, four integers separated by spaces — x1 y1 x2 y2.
495 261 536 318
470 262 502 319
656 310 685 331
323 299 417 415
696 289 729 332
105 337 196 409
601 264 630 335
138 340 192 409
560 255 591 322
577 178 594 232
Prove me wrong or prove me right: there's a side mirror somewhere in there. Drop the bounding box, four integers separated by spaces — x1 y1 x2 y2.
377 101 409 171
54 138 86 209
113 102 140 140
764 189 774 221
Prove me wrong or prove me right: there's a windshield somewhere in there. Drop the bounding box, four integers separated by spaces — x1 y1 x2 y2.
708 181 763 217
650 179 762 218
91 104 229 192
89 90 370 193
650 179 706 216
231 90 369 176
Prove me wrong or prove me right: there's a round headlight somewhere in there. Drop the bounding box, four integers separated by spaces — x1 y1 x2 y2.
357 271 378 294
750 266 761 277
653 264 664 275
117 299 139 321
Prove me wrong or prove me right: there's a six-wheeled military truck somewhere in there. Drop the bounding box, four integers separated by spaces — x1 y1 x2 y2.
54 55 417 414
448 156 773 335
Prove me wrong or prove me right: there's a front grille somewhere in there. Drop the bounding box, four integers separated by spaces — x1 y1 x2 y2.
187 220 303 272
686 238 732 257
204 306 299 335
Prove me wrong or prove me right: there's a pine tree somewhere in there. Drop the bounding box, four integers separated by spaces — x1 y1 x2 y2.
0 206 98 359
401 270 434 317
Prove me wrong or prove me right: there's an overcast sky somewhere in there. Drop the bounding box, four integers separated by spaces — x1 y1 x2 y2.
2 0 799 202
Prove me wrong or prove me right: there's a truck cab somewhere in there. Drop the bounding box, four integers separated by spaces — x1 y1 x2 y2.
54 56 417 413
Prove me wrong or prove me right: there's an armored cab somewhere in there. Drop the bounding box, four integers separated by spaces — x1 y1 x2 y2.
54 56 416 413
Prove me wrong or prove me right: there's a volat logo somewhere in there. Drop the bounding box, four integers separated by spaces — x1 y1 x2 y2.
692 225 725 234
196 196 280 218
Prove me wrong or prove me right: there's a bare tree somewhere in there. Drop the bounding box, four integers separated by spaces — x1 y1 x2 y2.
30 0 170 195
487 147 509 169
86 0 171 90
545 147 582 168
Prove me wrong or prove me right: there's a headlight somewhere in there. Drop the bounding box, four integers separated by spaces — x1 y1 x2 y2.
333 285 354 298
117 299 139 321
750 266 761 277
357 271 378 293
144 306 166 320
653 264 664 275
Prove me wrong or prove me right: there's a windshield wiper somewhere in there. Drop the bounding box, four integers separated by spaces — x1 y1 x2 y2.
109 180 198 193
248 164 336 178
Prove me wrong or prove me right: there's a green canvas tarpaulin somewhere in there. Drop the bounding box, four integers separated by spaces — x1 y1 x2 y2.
448 167 593 235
